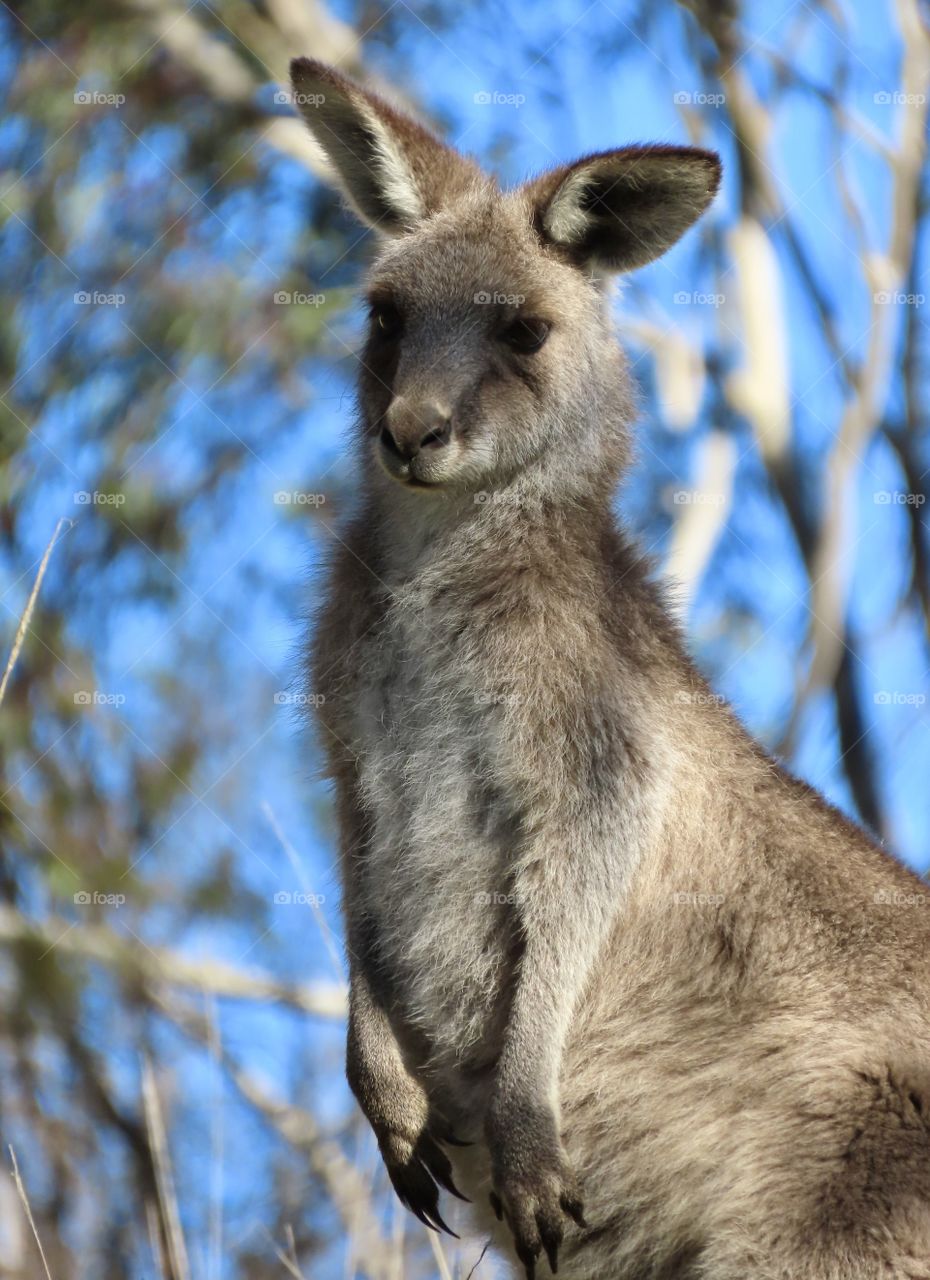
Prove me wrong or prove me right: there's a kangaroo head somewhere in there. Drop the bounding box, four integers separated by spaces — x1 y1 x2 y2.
291 59 720 500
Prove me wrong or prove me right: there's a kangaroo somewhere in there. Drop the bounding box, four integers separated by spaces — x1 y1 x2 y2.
292 57 930 1280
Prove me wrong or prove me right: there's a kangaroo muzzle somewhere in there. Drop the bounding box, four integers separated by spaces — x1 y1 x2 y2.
381 397 453 460
377 396 463 487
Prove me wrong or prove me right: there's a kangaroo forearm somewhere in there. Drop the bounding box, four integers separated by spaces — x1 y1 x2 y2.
496 844 626 1102
347 969 423 1128
332 777 415 1129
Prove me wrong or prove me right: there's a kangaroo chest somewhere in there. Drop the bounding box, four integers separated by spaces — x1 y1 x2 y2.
348 577 521 1070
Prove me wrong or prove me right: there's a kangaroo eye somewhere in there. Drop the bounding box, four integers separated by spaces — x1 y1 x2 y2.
501 316 550 354
370 302 403 339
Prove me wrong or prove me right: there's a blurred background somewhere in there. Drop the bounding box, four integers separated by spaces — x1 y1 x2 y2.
0 0 928 1276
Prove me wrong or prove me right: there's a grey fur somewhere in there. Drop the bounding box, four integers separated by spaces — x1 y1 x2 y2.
293 57 930 1280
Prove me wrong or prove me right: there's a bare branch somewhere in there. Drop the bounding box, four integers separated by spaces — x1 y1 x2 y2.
0 906 347 1018
153 992 399 1280
9 1146 54 1280
0 518 71 708
141 1054 191 1280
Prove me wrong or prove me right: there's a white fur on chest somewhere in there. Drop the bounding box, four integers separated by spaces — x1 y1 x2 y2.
351 585 519 1072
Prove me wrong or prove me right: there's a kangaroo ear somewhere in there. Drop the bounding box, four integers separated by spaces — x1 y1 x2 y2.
526 146 721 273
289 58 481 234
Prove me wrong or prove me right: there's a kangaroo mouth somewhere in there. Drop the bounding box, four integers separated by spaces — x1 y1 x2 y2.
379 455 437 488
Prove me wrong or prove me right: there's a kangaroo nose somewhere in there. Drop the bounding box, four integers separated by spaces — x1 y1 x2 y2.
381 402 453 460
